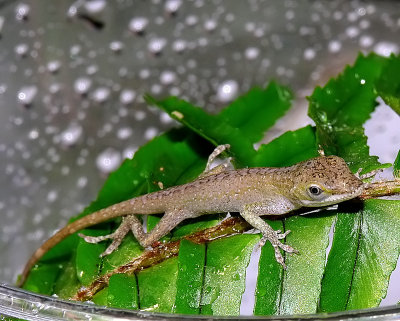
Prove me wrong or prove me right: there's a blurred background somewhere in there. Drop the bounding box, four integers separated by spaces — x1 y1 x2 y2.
0 0 399 312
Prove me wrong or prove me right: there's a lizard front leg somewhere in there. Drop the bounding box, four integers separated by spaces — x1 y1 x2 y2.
240 204 298 269
199 144 232 178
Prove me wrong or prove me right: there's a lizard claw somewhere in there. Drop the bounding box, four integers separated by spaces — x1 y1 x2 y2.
276 229 291 240
258 231 298 269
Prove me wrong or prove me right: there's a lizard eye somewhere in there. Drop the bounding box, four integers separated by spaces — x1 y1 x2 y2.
307 185 323 197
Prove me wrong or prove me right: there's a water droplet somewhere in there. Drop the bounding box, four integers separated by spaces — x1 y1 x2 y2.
86 64 98 75
172 39 187 53
17 86 37 106
373 41 399 57
303 48 316 60
328 40 341 53
15 3 30 21
28 129 39 140
129 17 148 34
49 83 61 94
360 79 366 85
244 47 260 60
61 166 70 175
117 127 133 140
216 80 238 103
204 19 217 32
84 0 106 15
285 10 295 20
139 69 150 79
68 0 106 29
119 89 136 105
165 0 182 15
144 127 159 140
47 190 58 203
77 176 88 188
148 38 167 55
346 26 360 38
15 43 29 57
0 16 5 37
123 146 137 159
359 19 370 29
134 110 146 121
0 84 6 94
359 35 374 48
96 148 122 174
47 60 61 73
109 40 124 53
160 71 176 85
74 77 92 95
151 84 162 95
160 112 173 124
60 123 83 147
185 15 198 26
70 44 81 56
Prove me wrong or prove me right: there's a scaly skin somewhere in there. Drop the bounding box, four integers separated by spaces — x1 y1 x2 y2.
19 148 364 287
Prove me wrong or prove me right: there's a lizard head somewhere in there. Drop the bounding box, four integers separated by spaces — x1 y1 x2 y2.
290 155 364 207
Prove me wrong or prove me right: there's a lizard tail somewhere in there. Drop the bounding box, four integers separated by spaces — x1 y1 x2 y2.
18 202 138 288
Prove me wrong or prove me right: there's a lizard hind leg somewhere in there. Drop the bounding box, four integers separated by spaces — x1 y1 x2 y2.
79 215 146 257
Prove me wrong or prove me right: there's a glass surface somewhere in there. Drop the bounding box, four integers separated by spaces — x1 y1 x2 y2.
0 0 399 319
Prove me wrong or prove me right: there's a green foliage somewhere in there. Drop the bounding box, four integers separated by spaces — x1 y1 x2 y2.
200 234 260 315
137 257 179 313
108 274 139 309
308 53 391 174
320 200 400 312
146 81 292 167
174 240 206 314
376 55 400 115
394 150 400 178
22 54 400 316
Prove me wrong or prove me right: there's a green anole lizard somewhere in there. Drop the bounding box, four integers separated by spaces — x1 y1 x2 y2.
19 144 366 287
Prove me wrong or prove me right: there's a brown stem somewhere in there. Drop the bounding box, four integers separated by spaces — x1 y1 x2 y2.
72 217 251 301
359 179 400 199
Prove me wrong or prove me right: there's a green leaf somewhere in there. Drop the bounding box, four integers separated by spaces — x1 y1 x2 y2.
216 82 292 143
253 125 318 167
376 54 400 115
92 288 109 306
137 257 179 313
319 210 359 312
308 53 389 173
200 234 260 316
280 212 336 315
394 150 400 178
147 82 292 167
346 200 400 309
53 260 80 299
108 274 139 309
75 226 110 286
22 263 60 295
174 240 206 314
253 220 284 316
320 200 400 312
101 234 143 275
